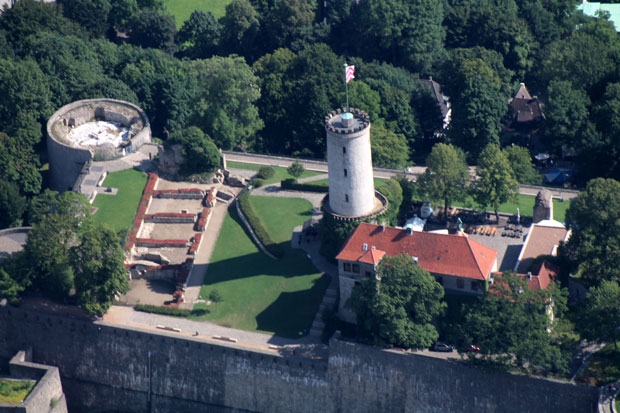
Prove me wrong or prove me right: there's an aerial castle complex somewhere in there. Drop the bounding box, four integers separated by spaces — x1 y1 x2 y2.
324 108 387 220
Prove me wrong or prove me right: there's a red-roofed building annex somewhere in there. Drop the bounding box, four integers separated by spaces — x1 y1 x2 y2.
335 223 499 323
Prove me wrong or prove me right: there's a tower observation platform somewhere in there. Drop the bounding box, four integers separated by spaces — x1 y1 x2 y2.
324 108 387 220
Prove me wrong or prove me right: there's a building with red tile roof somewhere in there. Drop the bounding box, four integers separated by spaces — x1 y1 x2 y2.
514 220 570 273
336 223 498 322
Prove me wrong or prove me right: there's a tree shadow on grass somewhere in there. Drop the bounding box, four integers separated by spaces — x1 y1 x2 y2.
256 273 331 338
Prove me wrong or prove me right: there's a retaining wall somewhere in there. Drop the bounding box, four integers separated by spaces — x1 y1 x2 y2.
0 307 599 413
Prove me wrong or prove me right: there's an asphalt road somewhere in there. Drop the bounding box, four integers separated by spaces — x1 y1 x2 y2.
224 151 580 200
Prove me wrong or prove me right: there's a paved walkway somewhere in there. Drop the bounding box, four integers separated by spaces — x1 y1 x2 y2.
224 151 579 200
181 185 243 307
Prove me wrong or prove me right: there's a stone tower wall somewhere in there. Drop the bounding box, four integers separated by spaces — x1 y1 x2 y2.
326 110 375 217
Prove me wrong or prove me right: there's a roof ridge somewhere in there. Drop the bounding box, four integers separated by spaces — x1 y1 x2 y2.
464 237 489 279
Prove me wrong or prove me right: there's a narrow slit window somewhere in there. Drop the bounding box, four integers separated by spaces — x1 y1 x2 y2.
345 194 349 202
344 168 348 177
342 146 346 154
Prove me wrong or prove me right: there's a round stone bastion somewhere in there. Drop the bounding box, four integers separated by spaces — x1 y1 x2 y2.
47 98 151 191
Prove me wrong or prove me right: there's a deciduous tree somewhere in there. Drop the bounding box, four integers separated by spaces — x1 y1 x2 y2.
287 161 305 179
474 143 519 223
563 178 620 286
503 145 541 185
347 254 446 349
370 124 409 169
417 143 469 220
167 126 221 176
0 181 26 229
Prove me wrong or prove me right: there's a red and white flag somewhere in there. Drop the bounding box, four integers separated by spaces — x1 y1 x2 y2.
345 65 355 83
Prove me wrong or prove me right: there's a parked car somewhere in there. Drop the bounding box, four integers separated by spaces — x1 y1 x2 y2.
431 342 454 352
464 344 480 352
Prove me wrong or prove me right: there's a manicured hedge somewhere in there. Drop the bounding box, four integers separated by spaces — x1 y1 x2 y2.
135 304 191 317
258 166 275 179
238 191 284 258
251 177 266 188
281 178 329 193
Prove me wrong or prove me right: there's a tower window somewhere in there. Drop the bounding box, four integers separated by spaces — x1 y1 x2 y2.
342 146 346 154
344 168 348 177
345 194 349 202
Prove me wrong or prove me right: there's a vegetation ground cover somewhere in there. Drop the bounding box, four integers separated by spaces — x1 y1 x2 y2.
164 0 231 28
577 343 620 386
227 161 322 184
194 196 328 337
92 169 148 232
452 194 570 222
0 378 35 403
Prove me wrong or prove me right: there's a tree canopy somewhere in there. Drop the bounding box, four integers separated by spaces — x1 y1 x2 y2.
167 126 221 176
347 254 446 349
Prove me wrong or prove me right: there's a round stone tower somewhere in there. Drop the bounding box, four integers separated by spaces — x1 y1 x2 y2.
325 108 376 217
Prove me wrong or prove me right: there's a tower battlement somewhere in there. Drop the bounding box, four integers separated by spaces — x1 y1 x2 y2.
325 108 370 134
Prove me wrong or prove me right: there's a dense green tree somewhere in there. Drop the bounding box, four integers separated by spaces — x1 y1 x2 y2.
319 212 357 260
347 254 446 349
263 0 315 52
474 143 519 223
58 0 111 38
0 132 42 197
357 0 446 74
219 0 261 61
417 143 469 220
394 174 417 222
189 55 262 149
287 161 305 179
167 126 221 175
0 267 24 306
0 181 26 229
0 0 86 46
563 178 620 286
542 80 590 153
376 178 403 226
71 226 129 315
581 280 620 348
444 53 510 157
108 0 139 33
129 10 176 52
459 272 570 375
370 124 409 169
589 82 620 180
503 145 541 185
177 10 220 58
76 77 139 103
347 80 381 122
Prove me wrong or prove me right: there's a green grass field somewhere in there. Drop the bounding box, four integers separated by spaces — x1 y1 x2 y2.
164 0 232 28
193 196 328 338
0 379 35 403
452 194 570 222
92 169 148 232
227 161 323 184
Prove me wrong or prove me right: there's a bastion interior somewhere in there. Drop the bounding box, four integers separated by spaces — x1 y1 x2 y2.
46 98 151 191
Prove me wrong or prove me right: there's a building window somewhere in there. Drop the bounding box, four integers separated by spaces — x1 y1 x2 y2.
343 146 346 154
436 276 443 286
365 271 372 277
352 264 360 273
344 168 348 177
343 262 351 272
471 281 478 291
345 194 349 202
457 279 464 289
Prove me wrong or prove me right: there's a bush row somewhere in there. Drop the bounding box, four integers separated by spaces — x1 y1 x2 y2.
134 304 191 317
281 178 329 193
238 191 284 258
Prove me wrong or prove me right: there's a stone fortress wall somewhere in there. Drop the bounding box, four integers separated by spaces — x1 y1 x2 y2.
46 98 151 191
0 306 598 413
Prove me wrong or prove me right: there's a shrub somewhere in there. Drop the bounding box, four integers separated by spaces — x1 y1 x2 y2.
251 177 266 188
287 161 305 178
258 166 275 179
281 178 329 193
238 191 284 258
135 304 191 317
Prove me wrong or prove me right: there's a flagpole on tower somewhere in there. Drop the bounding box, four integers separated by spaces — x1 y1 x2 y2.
344 63 349 111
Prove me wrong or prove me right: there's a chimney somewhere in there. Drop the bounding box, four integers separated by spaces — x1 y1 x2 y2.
406 227 413 235
412 256 419 264
381 221 386 232
527 272 532 280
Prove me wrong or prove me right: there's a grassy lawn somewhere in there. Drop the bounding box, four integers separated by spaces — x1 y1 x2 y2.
0 379 35 403
227 161 323 184
194 196 328 338
164 0 232 28
577 343 620 386
452 194 570 222
92 169 147 232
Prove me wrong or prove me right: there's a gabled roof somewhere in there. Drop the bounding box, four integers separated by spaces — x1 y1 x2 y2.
423 76 450 119
515 222 569 273
336 223 498 280
508 83 544 126
514 83 532 100
493 260 558 292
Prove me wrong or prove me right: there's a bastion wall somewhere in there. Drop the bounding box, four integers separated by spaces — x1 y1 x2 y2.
46 98 151 191
0 307 598 413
